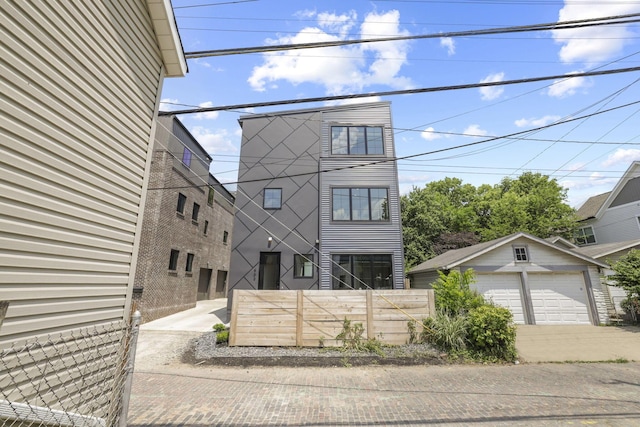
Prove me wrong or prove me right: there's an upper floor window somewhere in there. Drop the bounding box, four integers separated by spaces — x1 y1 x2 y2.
169 249 180 270
176 193 187 215
575 226 596 245
182 147 192 167
192 202 200 222
223 230 229 244
331 126 384 155
294 254 314 278
263 188 282 209
208 187 215 206
186 253 195 273
513 246 529 262
332 188 389 221
204 220 209 235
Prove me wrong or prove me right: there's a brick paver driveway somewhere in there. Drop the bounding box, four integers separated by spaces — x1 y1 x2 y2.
128 362 640 426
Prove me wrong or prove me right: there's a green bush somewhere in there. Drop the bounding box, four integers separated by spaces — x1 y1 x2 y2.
467 304 517 361
421 311 468 352
432 269 484 315
213 323 226 332
216 330 229 344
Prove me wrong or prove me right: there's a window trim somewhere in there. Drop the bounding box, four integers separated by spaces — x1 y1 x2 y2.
263 188 282 209
331 254 393 290
330 125 385 156
513 245 529 262
331 187 389 222
294 254 314 278
575 226 596 245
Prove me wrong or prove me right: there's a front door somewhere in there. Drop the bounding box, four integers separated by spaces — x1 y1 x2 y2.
259 252 280 290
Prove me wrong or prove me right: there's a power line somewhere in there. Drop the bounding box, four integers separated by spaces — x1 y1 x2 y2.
159 65 640 116
150 99 640 191
183 13 640 58
174 0 257 9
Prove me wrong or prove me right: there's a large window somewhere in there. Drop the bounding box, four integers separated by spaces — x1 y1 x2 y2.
575 226 596 245
331 126 384 155
332 254 393 290
294 254 314 278
332 188 389 221
263 188 282 209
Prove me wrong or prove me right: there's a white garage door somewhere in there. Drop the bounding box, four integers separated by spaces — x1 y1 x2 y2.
473 273 525 324
528 273 590 325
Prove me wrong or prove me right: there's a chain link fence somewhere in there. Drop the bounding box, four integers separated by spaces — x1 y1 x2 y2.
0 312 140 427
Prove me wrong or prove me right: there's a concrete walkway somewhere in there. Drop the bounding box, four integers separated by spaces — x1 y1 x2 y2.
516 325 640 363
140 298 228 332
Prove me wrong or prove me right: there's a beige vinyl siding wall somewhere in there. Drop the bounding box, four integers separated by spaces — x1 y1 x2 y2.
0 1 163 345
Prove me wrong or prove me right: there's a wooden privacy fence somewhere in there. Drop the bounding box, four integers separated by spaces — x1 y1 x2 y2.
229 289 436 347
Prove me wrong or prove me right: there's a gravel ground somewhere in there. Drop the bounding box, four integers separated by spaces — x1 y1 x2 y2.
184 331 448 367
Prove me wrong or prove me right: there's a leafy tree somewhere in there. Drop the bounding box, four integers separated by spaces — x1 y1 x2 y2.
609 249 640 318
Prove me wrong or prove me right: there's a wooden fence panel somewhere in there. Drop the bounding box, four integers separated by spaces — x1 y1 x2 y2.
230 289 435 347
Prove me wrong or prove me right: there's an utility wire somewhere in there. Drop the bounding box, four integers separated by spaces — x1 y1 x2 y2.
160 65 640 116
183 13 640 58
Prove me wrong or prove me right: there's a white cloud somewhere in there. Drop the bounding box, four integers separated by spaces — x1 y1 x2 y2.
514 115 561 128
420 127 442 141
440 37 455 55
398 174 433 195
190 126 238 154
547 72 591 98
159 98 181 111
248 10 412 95
462 124 488 137
325 96 382 106
553 1 640 64
479 72 504 100
193 101 220 120
602 148 640 167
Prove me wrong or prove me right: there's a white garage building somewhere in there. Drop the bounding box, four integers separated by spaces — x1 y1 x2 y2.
408 232 610 325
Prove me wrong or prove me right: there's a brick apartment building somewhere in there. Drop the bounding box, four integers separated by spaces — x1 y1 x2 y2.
133 115 235 322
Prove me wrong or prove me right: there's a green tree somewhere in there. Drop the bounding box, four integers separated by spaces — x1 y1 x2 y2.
609 249 640 318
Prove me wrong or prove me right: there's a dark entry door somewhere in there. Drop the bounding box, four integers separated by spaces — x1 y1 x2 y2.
259 252 280 290
197 268 213 300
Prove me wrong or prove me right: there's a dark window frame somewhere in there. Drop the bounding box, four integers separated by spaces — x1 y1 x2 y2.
186 253 195 273
331 254 393 290
223 230 229 244
169 249 180 270
176 193 187 215
204 220 209 235
192 202 200 222
331 187 389 221
575 226 596 245
182 147 192 167
263 188 282 209
294 254 314 278
513 246 529 262
330 126 385 155
207 187 215 206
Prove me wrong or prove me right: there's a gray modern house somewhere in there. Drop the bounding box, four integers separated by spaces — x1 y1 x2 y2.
133 115 235 322
228 102 405 307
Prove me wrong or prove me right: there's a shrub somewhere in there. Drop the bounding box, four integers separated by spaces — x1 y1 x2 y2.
421 311 468 352
213 323 226 332
432 269 484 315
620 296 640 322
467 304 517 361
216 330 229 344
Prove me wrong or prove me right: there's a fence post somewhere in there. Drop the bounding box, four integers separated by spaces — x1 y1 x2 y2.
366 291 374 339
119 310 141 427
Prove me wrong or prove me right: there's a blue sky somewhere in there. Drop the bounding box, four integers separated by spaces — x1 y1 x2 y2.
160 0 640 208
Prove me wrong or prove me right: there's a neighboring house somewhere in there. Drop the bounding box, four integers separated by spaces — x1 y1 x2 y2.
575 161 640 246
572 239 640 314
0 0 186 421
228 102 405 308
133 115 235 323
408 232 609 325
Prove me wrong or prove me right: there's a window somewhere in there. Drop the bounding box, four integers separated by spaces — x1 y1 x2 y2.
169 249 179 270
208 187 215 206
186 253 194 273
223 230 229 244
263 188 282 209
332 254 393 290
331 126 384 155
294 254 314 278
513 246 529 262
204 220 209 235
182 147 192 167
192 202 200 222
575 226 596 245
176 193 186 214
332 188 389 221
